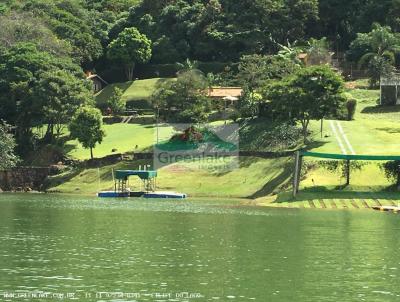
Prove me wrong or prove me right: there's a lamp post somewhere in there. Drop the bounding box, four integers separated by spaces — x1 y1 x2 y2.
156 106 160 144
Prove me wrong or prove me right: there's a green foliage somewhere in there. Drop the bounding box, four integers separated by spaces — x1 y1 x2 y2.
229 110 241 122
321 160 367 184
121 0 318 63
22 0 103 65
264 65 345 142
106 87 125 115
33 70 94 139
239 119 302 151
348 24 400 87
346 99 357 120
107 27 152 80
0 122 19 169
306 38 331 65
0 43 84 150
380 161 400 186
238 90 262 118
267 123 303 150
238 54 300 91
69 107 105 159
151 70 211 123
0 12 72 57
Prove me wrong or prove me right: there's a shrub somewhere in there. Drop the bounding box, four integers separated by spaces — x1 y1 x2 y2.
380 161 400 189
346 99 357 120
106 87 125 115
229 111 241 122
321 160 367 185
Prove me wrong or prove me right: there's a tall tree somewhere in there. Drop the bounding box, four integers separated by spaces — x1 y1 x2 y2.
69 107 105 159
152 70 211 123
265 66 345 142
107 27 152 80
349 24 400 87
0 43 85 151
33 70 94 140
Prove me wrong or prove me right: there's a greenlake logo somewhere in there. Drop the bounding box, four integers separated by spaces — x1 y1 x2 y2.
154 123 239 172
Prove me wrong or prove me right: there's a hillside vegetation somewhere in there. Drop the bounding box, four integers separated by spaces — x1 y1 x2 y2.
95 78 175 109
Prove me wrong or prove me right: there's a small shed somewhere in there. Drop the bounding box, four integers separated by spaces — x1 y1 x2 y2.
380 74 400 105
86 73 108 93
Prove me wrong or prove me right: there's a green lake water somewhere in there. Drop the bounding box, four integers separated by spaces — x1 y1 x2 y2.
1 194 400 302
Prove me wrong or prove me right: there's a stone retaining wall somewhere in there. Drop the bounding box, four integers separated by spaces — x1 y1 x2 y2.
0 167 51 191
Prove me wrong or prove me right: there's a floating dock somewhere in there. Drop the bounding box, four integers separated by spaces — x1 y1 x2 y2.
143 191 187 199
98 191 130 198
372 206 400 213
98 169 187 199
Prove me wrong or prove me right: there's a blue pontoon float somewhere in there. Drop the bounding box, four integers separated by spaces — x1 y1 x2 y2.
98 169 187 199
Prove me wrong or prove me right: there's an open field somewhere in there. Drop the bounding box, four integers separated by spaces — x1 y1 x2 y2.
307 87 400 155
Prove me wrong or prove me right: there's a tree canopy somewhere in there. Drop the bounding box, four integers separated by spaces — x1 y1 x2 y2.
69 106 105 159
265 65 346 141
107 27 152 80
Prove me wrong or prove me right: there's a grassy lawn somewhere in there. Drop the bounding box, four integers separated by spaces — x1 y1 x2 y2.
95 78 175 108
56 79 400 202
65 123 174 160
260 84 400 205
49 157 292 197
306 87 400 155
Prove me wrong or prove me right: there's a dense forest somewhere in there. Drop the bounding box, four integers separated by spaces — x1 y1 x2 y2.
1 0 400 67
1 0 400 162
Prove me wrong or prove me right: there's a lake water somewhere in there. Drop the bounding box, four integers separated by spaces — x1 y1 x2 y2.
1 194 400 302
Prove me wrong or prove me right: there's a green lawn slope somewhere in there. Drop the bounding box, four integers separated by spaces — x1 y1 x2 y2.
65 123 174 160
95 78 175 109
48 157 293 198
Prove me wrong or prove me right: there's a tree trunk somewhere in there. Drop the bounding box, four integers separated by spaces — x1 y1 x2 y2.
125 63 135 81
90 147 94 159
301 119 310 143
44 123 54 142
397 167 400 191
345 160 350 186
320 119 323 138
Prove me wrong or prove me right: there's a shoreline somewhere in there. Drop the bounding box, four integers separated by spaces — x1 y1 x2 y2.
1 191 399 211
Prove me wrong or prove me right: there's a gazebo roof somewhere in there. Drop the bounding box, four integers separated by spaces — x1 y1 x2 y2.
208 87 243 98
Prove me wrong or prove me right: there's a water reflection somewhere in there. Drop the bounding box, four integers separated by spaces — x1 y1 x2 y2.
0 194 400 301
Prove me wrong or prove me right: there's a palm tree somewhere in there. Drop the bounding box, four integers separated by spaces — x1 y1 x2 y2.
306 37 331 65
175 59 202 76
358 24 400 88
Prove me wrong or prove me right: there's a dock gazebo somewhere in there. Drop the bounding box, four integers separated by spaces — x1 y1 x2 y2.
114 170 157 193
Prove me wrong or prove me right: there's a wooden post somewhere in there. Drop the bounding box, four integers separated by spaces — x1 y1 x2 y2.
397 164 400 191
320 119 323 138
346 159 350 186
293 151 301 198
112 168 116 192
297 155 303 192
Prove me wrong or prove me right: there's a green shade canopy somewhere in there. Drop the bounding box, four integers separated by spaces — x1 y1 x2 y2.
300 151 400 161
115 170 157 180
